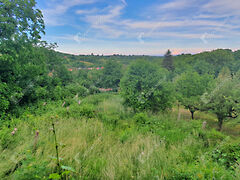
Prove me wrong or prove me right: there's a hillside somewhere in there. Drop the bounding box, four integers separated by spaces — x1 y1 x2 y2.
1 1 240 179
1 93 240 179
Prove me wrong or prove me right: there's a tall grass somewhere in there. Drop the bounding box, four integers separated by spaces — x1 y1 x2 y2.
0 94 239 179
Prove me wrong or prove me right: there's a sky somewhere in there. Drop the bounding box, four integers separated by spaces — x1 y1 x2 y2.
36 0 240 56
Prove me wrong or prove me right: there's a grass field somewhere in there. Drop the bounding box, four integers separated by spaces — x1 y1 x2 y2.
0 93 240 179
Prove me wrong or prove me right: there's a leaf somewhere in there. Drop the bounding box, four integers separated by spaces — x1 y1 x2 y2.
49 156 64 160
49 173 61 179
61 165 76 172
62 170 71 176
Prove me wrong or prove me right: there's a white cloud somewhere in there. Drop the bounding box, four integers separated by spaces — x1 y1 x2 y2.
43 0 98 26
85 5 125 24
203 0 240 16
43 0 240 55
120 0 127 6
76 8 99 15
82 5 126 38
157 0 192 10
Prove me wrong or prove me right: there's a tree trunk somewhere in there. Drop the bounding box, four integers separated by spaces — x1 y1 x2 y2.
177 103 181 121
218 118 223 131
190 110 194 120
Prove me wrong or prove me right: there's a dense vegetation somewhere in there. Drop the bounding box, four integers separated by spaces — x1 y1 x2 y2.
0 0 240 179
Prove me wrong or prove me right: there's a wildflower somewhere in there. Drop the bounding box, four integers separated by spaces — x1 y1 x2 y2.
35 130 39 137
14 128 18 131
11 131 15 135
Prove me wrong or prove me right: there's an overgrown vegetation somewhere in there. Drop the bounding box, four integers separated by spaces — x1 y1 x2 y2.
1 0 240 179
1 94 240 179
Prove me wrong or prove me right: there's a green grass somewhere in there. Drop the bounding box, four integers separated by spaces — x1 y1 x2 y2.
0 94 240 179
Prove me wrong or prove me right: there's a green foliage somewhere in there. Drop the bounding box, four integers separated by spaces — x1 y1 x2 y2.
0 126 16 149
212 143 240 169
1 0 240 178
65 84 89 98
201 68 240 130
175 71 213 119
62 103 96 119
12 150 48 180
0 81 10 117
120 60 174 112
133 112 150 125
101 60 123 88
0 0 76 119
0 0 45 42
77 104 96 118
1 94 240 179
198 128 227 147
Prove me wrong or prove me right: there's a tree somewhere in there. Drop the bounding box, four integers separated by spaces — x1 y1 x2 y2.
120 60 174 112
0 0 45 42
175 71 213 119
0 0 45 115
101 60 122 89
201 68 240 130
162 49 174 71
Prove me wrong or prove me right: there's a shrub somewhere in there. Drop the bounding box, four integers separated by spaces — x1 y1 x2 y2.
65 84 89 98
198 129 226 147
212 143 240 169
66 104 96 119
12 150 49 180
133 112 150 125
0 126 16 149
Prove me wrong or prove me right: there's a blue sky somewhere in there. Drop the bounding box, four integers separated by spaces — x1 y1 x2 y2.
36 0 240 55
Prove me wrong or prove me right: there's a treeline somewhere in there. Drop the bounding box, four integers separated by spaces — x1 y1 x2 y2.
57 52 161 68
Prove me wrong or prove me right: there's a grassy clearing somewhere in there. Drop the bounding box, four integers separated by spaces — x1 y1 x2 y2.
0 94 240 179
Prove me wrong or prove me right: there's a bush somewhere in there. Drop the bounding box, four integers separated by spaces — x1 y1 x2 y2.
212 143 240 169
64 104 96 119
97 113 120 126
0 126 16 149
52 85 65 100
65 84 89 98
88 85 100 95
51 84 89 101
12 150 49 180
198 129 226 147
0 82 10 116
133 112 150 125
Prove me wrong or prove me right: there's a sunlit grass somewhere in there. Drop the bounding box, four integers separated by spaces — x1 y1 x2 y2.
0 94 240 179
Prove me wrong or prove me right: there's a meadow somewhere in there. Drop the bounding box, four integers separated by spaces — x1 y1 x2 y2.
1 93 240 179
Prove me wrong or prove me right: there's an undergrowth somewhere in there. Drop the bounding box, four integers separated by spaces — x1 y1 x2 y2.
0 94 240 179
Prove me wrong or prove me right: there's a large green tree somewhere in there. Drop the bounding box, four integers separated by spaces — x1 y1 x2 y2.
0 0 45 116
201 68 240 130
175 71 213 119
120 60 174 112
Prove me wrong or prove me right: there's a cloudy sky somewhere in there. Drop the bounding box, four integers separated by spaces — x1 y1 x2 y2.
36 0 240 55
